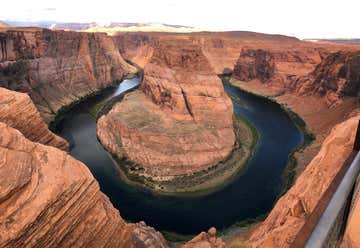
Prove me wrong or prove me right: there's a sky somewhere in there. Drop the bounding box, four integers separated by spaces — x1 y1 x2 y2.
1 0 359 39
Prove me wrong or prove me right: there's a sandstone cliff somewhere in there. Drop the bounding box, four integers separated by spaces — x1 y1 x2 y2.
294 50 360 107
97 41 234 191
232 47 323 88
0 122 168 248
248 114 360 247
0 87 68 150
0 27 137 123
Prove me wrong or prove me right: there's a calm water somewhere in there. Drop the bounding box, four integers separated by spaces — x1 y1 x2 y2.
56 76 303 235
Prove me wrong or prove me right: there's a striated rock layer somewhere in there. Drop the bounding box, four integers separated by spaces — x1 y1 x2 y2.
294 50 360 107
0 122 168 248
0 27 137 123
248 114 360 248
0 87 68 150
97 41 234 186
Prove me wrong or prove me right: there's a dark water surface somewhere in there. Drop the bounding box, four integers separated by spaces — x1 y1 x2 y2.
56 76 303 235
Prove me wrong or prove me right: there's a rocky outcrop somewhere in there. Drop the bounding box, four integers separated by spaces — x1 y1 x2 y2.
233 49 275 82
0 27 137 123
232 48 323 88
0 87 68 150
182 227 225 248
248 114 360 248
97 41 234 191
294 51 360 107
0 122 168 248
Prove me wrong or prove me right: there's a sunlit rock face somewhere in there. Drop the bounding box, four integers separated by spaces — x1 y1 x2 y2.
0 87 68 150
248 114 360 248
0 122 168 248
294 50 360 107
0 27 137 123
97 40 235 181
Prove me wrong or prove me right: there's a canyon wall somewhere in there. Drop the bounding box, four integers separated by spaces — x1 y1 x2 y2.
294 50 360 107
232 47 324 89
114 32 247 73
247 114 360 247
0 27 137 123
97 40 234 189
0 87 68 150
0 122 168 248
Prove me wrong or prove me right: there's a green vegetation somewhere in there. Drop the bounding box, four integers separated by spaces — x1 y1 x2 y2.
228 92 243 106
161 231 194 243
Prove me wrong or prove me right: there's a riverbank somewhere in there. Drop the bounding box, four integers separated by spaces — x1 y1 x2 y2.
227 76 314 183
49 72 138 131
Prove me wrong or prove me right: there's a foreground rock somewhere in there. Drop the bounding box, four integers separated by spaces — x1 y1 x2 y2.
182 227 225 248
0 122 167 248
0 87 68 150
98 41 235 192
248 114 360 247
0 27 137 123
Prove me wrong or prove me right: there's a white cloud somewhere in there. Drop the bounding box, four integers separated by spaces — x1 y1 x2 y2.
0 0 359 39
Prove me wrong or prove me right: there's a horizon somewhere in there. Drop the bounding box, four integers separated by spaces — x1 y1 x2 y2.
1 0 360 39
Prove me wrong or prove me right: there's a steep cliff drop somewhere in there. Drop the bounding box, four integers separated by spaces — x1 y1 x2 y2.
247 114 360 247
0 27 137 123
294 50 360 107
0 87 68 150
97 41 236 193
0 122 168 248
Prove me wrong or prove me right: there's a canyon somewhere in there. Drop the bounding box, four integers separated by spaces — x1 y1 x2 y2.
0 27 137 123
0 24 359 248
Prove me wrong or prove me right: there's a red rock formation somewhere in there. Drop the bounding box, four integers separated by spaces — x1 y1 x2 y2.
0 27 137 123
233 49 276 82
97 41 234 188
232 47 322 88
248 114 360 248
294 50 360 107
182 227 225 248
0 87 68 150
0 122 168 248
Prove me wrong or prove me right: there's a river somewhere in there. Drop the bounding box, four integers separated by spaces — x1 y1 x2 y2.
55 75 303 235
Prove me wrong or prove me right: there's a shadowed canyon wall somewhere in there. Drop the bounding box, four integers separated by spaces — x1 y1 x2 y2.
0 27 137 123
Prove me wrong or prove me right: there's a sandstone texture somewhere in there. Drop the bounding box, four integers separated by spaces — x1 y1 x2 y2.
97 41 234 188
294 50 360 107
0 122 168 248
0 27 137 123
248 114 360 248
0 87 68 150
182 227 225 248
342 175 360 248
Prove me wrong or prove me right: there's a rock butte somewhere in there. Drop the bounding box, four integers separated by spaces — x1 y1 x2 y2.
0 87 68 150
97 41 235 184
0 27 137 123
